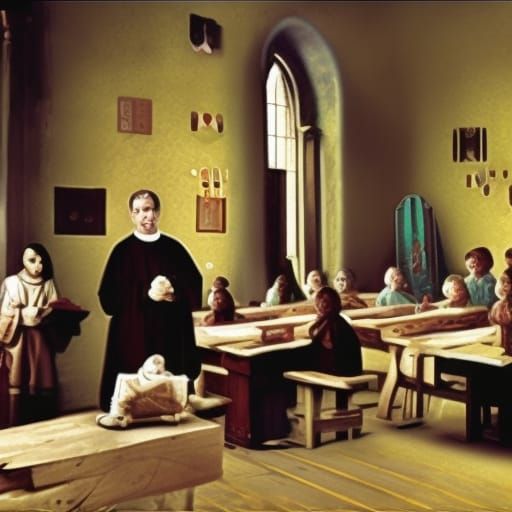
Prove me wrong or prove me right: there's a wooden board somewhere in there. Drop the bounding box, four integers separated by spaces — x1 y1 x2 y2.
193 300 316 326
0 411 223 512
395 194 441 301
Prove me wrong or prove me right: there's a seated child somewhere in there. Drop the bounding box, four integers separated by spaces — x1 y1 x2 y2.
375 266 417 306
416 274 472 312
207 275 230 308
201 288 244 325
483 268 512 356
306 286 362 376
302 269 326 300
464 246 497 308
505 248 512 269
489 267 512 336
262 274 293 307
332 268 368 310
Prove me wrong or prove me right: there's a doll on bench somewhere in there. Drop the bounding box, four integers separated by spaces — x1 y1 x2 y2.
96 354 230 429
96 354 189 428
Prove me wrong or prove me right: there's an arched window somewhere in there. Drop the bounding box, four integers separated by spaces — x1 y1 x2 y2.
265 57 298 266
263 18 340 298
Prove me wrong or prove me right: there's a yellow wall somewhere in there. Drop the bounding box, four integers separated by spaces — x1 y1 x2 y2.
23 1 512 410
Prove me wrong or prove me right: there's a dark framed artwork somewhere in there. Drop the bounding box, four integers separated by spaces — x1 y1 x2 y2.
452 127 487 162
54 187 106 235
196 196 226 233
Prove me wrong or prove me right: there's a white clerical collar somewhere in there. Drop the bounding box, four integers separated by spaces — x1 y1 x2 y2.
134 230 161 242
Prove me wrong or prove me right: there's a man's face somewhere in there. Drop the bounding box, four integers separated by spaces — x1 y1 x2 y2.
23 248 43 278
131 196 159 234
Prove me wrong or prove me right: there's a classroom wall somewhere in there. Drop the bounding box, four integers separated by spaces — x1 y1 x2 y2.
19 1 512 411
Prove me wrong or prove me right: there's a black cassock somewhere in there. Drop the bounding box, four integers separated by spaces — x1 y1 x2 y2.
98 234 202 411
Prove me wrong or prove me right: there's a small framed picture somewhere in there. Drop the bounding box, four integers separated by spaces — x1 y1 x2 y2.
452 127 487 162
196 196 226 233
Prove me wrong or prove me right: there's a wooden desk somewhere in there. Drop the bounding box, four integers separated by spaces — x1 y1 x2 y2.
196 306 417 447
193 293 379 326
345 304 418 351
421 343 512 443
348 305 488 352
196 315 315 447
0 411 223 511
368 306 496 432
193 301 316 326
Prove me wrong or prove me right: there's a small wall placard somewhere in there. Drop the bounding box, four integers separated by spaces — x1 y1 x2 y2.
118 97 152 135
196 196 226 233
54 187 106 235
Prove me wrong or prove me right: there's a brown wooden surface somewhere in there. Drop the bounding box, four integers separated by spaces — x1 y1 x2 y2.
0 411 223 512
193 300 316 326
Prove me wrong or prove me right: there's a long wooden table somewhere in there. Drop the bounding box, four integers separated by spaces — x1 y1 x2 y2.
0 411 223 511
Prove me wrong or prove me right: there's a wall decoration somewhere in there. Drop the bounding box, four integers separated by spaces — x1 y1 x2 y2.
195 167 227 233
191 111 224 133
196 196 226 233
118 97 152 135
196 167 225 198
452 127 487 162
54 187 106 235
463 167 512 206
189 14 221 54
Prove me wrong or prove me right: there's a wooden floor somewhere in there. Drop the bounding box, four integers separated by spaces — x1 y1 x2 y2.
112 390 512 511
193 391 512 512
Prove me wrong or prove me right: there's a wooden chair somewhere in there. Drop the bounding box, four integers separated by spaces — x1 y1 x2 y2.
283 371 378 448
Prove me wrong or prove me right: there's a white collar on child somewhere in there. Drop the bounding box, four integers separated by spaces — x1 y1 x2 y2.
134 230 161 242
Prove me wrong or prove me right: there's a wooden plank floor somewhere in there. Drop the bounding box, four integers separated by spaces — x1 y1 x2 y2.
191 391 512 512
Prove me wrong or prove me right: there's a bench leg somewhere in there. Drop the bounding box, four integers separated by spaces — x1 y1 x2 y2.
303 385 322 448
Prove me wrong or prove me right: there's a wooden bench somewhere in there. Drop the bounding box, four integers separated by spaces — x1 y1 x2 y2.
283 371 378 448
0 411 223 511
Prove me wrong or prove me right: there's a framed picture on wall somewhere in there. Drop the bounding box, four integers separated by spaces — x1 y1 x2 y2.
452 127 487 162
54 187 106 235
196 196 226 233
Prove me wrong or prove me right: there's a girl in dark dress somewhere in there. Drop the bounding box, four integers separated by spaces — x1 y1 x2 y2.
308 286 362 376
201 288 244 326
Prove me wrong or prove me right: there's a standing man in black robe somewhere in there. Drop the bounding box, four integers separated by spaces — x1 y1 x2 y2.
98 189 202 412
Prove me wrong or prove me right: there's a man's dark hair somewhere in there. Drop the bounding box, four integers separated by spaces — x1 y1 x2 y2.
129 189 161 211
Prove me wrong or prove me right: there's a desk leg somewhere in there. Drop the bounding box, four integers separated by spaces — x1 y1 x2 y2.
377 345 403 420
465 378 483 442
414 354 425 419
498 405 512 446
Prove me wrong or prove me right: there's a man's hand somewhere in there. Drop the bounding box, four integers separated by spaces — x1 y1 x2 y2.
148 275 175 302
